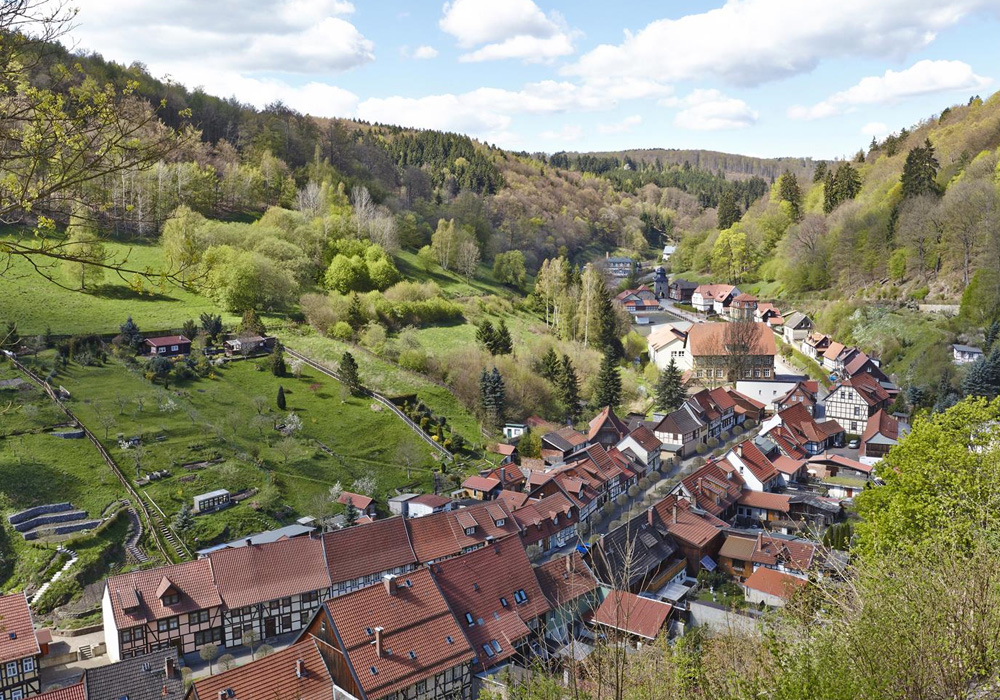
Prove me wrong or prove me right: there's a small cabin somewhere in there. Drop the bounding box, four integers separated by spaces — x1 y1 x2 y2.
193 489 231 514
144 335 191 357
223 335 276 357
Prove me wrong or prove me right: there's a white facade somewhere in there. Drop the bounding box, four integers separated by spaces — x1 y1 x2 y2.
735 381 804 414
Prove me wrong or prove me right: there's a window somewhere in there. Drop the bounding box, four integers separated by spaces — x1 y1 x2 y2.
12 690 23 700
763 369 771 378
121 629 132 644
161 593 179 606
491 640 502 653
851 422 858 432
5 661 16 677
465 613 474 626
21 658 32 674
464 527 475 536
158 346 166 353
157 617 179 632
494 518 505 527
513 589 528 605
189 610 210 625
194 628 223 646
853 406 861 416
482 644 495 658
171 345 178 352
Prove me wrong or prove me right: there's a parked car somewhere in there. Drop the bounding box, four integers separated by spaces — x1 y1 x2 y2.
847 439 859 449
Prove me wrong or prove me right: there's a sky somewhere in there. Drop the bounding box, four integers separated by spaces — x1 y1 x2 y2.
66 0 1000 160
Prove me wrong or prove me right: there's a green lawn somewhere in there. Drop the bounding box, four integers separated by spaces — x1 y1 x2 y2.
394 250 525 299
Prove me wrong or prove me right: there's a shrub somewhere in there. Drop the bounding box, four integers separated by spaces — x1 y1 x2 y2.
602 502 615 516
331 321 353 341
744 419 757 430
696 443 708 455
638 477 650 490
649 471 662 483
691 457 705 467
608 519 622 531
398 348 428 372
706 436 720 449
615 493 628 507
628 485 640 498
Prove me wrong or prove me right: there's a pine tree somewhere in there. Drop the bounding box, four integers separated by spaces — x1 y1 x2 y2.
479 367 506 430
276 385 286 410
476 320 497 353
962 357 996 398
593 352 622 411
119 316 142 352
822 170 837 214
716 189 740 230
200 312 223 342
343 498 359 528
269 341 286 377
237 309 266 336
494 320 513 355
181 319 198 341
833 162 862 202
346 293 365 330
540 347 560 382
340 352 362 395
812 161 827 183
655 358 686 412
557 354 581 424
777 170 803 221
593 281 624 359
901 138 940 199
986 321 1000 351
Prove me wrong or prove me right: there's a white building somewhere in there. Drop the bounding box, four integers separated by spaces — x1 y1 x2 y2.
646 322 692 371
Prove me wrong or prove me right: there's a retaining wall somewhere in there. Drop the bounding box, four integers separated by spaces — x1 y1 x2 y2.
24 521 100 540
9 503 73 525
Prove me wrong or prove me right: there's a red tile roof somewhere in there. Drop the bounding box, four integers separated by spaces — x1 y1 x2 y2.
462 475 501 493
767 426 809 459
407 501 518 563
652 495 725 548
591 591 672 640
144 335 190 347
737 490 791 513
726 388 765 410
409 494 452 509
534 553 598 608
751 533 816 572
624 425 661 452
492 443 517 456
209 536 331 609
0 593 39 663
512 493 577 547
339 491 374 511
772 455 806 476
743 567 807 601
319 567 475 700
778 403 837 445
680 462 744 517
497 490 530 511
35 681 86 700
323 517 417 586
862 409 900 444
687 321 776 357
106 559 222 627
192 639 332 700
432 537 550 668
588 406 628 442
731 441 780 485
823 341 846 361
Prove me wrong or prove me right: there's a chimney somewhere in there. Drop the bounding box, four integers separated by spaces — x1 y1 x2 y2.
672 503 677 525
565 554 573 574
296 658 306 678
245 538 253 547
374 627 384 658
218 692 227 700
500 467 506 483
647 507 654 527
164 656 175 679
735 443 742 457
382 574 396 596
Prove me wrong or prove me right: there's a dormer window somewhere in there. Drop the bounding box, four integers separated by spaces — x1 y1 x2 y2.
464 527 476 536
494 518 505 527
499 597 509 608
161 593 179 606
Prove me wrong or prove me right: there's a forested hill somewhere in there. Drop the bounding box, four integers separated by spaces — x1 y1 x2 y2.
555 148 818 182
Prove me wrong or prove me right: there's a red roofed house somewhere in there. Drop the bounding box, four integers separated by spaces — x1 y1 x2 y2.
208 536 333 649
189 639 333 700
432 538 550 670
615 425 662 474
323 517 419 597
0 593 42 698
801 332 831 360
534 553 600 647
590 591 672 644
406 501 519 565
823 372 892 435
689 387 737 438
719 441 781 492
687 322 776 383
726 389 765 425
299 567 476 700
775 380 820 417
674 461 744 520
540 427 588 464
616 286 659 314
736 490 792 527
653 495 726 575
718 531 816 583
588 406 629 448
691 284 739 314
860 409 903 463
144 335 192 357
773 403 845 455
805 454 873 499
460 476 502 501
728 292 758 322
339 491 376 516
512 492 578 555
742 567 807 607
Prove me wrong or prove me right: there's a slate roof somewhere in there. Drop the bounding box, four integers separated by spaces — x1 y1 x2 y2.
743 567 807 601
590 509 678 589
534 553 598 608
86 648 184 700
316 568 474 700
687 322 776 357
209 535 331 610
591 591 672 640
0 593 39 663
541 427 587 452
323 517 417 586
105 559 222 627
407 501 518 563
432 537 550 668
653 403 705 436
191 640 331 700
783 312 811 329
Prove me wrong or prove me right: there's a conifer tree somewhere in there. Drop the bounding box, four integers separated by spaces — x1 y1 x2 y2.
593 352 622 411
237 308 266 336
476 320 497 353
812 161 827 183
119 316 142 353
343 498 359 528
655 358 687 412
777 170 803 221
593 281 624 359
716 189 740 230
276 385 286 410
986 321 1000 351
340 352 362 396
540 347 560 382
479 367 506 430
269 341 286 377
494 320 513 355
200 313 223 342
901 138 940 199
346 293 365 330
557 354 581 424
822 170 837 214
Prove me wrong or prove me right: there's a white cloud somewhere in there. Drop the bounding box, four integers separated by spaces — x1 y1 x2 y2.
668 90 759 131
540 125 585 142
598 115 642 134
440 0 575 62
566 0 999 87
412 45 439 60
861 122 890 137
789 60 992 119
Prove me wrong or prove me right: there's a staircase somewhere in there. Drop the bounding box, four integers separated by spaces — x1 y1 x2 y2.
78 644 92 660
29 547 78 607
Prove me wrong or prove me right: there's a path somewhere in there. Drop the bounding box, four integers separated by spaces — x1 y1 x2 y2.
28 548 77 606
284 347 453 460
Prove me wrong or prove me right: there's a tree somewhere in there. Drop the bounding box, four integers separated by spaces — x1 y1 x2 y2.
236 309 266 336
199 643 219 675
987 321 1000 352
776 170 803 221
241 629 260 659
476 320 497 353
417 245 436 273
340 352 362 395
557 354 582 424
655 359 686 412
181 319 197 342
494 320 513 356
119 317 142 353
578 263 603 346
716 188 740 230
812 161 828 183
593 279 624 359
276 385 286 410
901 138 940 199
172 503 193 531
456 238 481 279
217 654 236 672
147 356 172 387
62 209 107 290
269 341 286 377
346 293 365 330
962 350 1000 398
343 497 359 528
723 320 760 382
539 347 560 382
493 250 526 288
593 352 622 411
479 367 506 431
200 313 223 342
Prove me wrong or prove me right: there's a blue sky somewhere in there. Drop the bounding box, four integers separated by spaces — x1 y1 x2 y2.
70 1 1000 159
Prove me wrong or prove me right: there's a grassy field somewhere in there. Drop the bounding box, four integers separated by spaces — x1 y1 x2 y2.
15 351 442 550
394 250 524 299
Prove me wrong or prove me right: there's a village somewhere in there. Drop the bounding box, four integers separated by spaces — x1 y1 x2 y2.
0 260 921 700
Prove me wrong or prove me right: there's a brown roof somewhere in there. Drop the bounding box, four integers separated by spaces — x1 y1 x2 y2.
407 501 519 563
726 388 765 411
209 536 331 609
588 406 628 442
462 475 501 492
0 593 39 663
409 493 452 508
752 533 816 572
680 462 744 517
492 443 517 456
862 409 900 445
718 533 757 562
192 640 331 700
339 491 374 511
743 567 807 600
772 455 806 476
731 441 780 485
323 517 417 586
839 372 891 406
687 322 776 357
432 537 550 667
844 352 873 376
625 425 661 452
806 454 874 475
144 335 190 346
497 490 530 511
694 284 736 301
590 591 672 640
35 681 86 700
737 490 791 513
823 341 846 361
106 559 222 628
732 292 757 303
318 567 475 700
512 493 577 547
534 553 598 608
778 402 835 445
652 495 725 548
